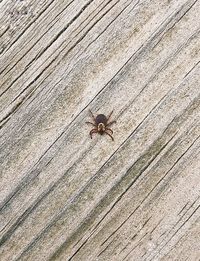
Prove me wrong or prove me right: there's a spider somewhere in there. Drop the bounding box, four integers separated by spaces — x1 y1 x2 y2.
86 110 116 141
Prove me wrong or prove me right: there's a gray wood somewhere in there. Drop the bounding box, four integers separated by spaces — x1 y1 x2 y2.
0 0 200 260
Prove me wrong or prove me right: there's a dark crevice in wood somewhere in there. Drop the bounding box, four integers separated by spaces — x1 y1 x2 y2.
67 238 90 261
0 97 24 127
183 59 200 79
149 203 200 261
60 0 121 62
177 202 190 216
76 0 137 59
23 0 95 71
98 136 177 248
0 129 63 212
149 218 164 235
146 135 200 208
0 0 57 58
122 233 148 261
97 216 151 258
152 0 198 50
0 25 10 38
160 234 186 260
97 238 116 257
170 195 200 234
0 0 91 97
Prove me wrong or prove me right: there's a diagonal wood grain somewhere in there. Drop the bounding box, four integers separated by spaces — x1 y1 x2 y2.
0 0 200 260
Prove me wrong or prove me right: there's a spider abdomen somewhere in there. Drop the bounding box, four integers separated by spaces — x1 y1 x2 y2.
95 114 107 125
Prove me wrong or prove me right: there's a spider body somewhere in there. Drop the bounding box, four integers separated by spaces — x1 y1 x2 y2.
86 110 116 141
96 114 107 134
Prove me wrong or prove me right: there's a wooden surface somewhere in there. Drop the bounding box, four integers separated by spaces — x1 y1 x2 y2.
0 0 200 260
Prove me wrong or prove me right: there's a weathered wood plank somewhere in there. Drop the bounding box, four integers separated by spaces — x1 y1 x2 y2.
0 0 200 260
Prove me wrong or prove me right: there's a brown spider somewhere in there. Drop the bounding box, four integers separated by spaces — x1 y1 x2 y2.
86 110 116 141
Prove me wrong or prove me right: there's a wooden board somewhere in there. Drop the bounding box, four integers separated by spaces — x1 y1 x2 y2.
0 0 200 260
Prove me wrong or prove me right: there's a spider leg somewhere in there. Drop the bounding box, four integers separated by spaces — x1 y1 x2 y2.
105 127 113 134
89 128 98 139
105 131 114 141
89 109 96 122
86 121 96 127
107 110 116 126
106 120 116 127
107 110 113 121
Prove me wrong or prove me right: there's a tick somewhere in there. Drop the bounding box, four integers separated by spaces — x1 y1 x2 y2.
86 110 116 141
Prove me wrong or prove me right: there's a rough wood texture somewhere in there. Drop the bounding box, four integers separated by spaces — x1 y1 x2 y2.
0 0 200 260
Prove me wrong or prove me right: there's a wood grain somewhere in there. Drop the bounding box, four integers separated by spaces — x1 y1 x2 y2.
0 0 200 260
